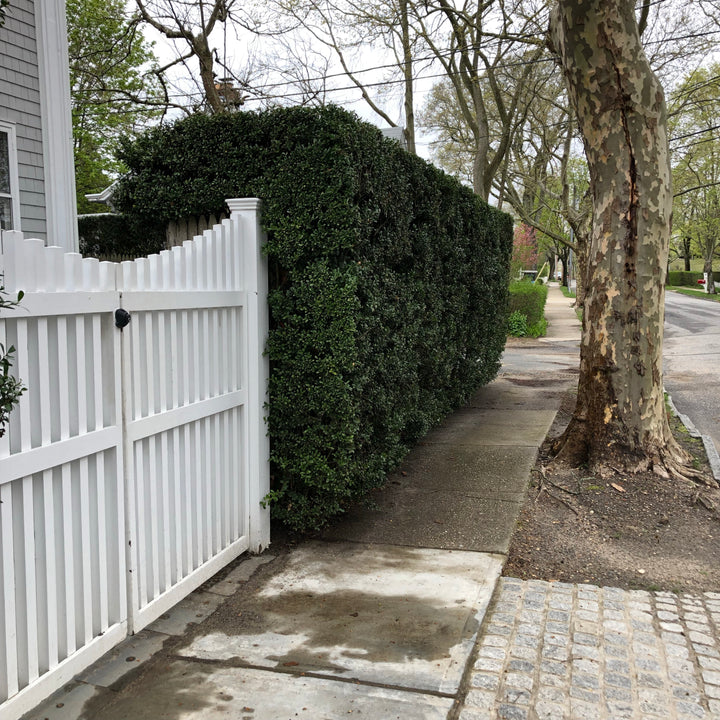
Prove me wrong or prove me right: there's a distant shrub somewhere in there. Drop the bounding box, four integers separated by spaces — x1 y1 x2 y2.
509 280 548 328
667 270 720 287
507 310 529 337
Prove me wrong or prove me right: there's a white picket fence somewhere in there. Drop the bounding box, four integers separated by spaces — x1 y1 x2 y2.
0 198 270 720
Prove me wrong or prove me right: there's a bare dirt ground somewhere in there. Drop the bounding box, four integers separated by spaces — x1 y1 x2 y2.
504 391 720 593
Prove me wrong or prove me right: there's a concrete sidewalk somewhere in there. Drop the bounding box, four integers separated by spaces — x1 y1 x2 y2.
29 285 720 719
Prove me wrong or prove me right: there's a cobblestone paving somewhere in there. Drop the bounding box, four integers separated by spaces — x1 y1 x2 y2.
461 578 720 720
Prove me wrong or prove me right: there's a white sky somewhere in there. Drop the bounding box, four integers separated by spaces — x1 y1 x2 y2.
137 6 437 158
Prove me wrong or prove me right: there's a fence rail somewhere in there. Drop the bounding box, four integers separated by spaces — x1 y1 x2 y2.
0 198 269 720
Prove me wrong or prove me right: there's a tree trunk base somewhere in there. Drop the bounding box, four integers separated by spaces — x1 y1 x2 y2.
551 416 718 488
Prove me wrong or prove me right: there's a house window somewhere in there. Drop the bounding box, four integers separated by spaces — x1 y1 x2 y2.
0 122 20 231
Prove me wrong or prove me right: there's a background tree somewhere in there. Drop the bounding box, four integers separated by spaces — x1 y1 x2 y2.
416 0 545 200
134 0 262 114
259 0 430 153
264 0 548 195
548 0 707 482
669 65 720 292
419 0 714 290
510 223 539 279
68 0 162 213
669 233 694 272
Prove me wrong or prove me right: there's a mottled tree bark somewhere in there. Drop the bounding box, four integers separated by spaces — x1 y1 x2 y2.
549 0 709 482
703 257 716 294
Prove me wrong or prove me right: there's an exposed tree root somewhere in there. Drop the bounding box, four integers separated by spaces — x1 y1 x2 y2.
692 487 717 513
549 416 718 489
653 449 717 487
534 466 580 515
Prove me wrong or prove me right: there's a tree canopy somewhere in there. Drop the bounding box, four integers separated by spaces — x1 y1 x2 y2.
68 0 162 213
670 64 720 291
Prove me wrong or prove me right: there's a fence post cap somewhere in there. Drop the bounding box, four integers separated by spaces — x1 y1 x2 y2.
227 198 261 214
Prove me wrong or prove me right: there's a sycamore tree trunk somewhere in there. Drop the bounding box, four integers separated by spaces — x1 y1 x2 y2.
549 0 708 482
703 256 716 294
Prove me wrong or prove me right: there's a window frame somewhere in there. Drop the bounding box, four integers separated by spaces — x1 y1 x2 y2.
0 120 21 232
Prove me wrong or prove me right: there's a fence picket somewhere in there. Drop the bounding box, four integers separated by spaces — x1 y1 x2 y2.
183 422 193 573
160 431 171 592
135 443 147 609
148 435 160 600
57 317 70 442
96 453 109 632
144 312 155 417
193 420 203 567
222 411 231 547
37 318 51 446
180 310 189 408
15 319 30 452
75 316 88 436
60 464 75 657
0 483 18 700
157 311 167 413
172 426 182 583
204 418 212 558
22 476 39 684
83 257 99 291
78 457 93 646
42 470 58 670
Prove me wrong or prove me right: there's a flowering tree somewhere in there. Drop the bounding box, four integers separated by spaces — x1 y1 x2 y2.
511 223 539 279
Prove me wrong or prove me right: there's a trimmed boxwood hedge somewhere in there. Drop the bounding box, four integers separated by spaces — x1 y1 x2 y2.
114 105 513 533
667 270 720 287
508 280 548 334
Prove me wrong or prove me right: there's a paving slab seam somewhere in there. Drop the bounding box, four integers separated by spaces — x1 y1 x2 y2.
420 441 551 448
164 653 461 699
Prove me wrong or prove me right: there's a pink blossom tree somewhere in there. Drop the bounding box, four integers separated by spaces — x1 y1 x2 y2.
511 223 539 279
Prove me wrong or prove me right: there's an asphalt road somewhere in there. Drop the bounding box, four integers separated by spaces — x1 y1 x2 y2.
663 290 720 470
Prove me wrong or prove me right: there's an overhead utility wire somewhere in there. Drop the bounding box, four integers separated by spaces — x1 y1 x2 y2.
218 25 720 98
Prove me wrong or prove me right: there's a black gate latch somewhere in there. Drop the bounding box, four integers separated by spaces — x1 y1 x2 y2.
115 308 131 329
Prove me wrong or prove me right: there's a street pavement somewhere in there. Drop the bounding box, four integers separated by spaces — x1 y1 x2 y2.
664 290 720 479
24 285 720 720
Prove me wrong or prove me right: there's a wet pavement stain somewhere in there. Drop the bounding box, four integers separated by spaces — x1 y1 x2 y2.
182 587 480 679
175 543 495 693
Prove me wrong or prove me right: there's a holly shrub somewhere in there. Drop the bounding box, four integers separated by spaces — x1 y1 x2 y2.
114 105 513 532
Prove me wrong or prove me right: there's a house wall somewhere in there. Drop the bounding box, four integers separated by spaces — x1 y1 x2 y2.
0 0 46 240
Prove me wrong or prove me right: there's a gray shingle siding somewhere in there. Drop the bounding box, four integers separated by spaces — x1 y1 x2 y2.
0 0 47 240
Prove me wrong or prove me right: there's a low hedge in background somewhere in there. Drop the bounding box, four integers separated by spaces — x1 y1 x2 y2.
508 280 548 337
667 270 720 287
78 213 165 259
114 105 513 533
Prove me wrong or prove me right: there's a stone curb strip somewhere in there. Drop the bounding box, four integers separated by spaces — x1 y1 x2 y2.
665 391 720 482
459 578 720 720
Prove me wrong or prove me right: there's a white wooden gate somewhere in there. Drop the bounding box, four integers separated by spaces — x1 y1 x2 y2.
0 199 270 720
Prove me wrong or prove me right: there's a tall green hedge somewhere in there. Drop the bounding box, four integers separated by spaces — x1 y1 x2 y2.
114 106 513 532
